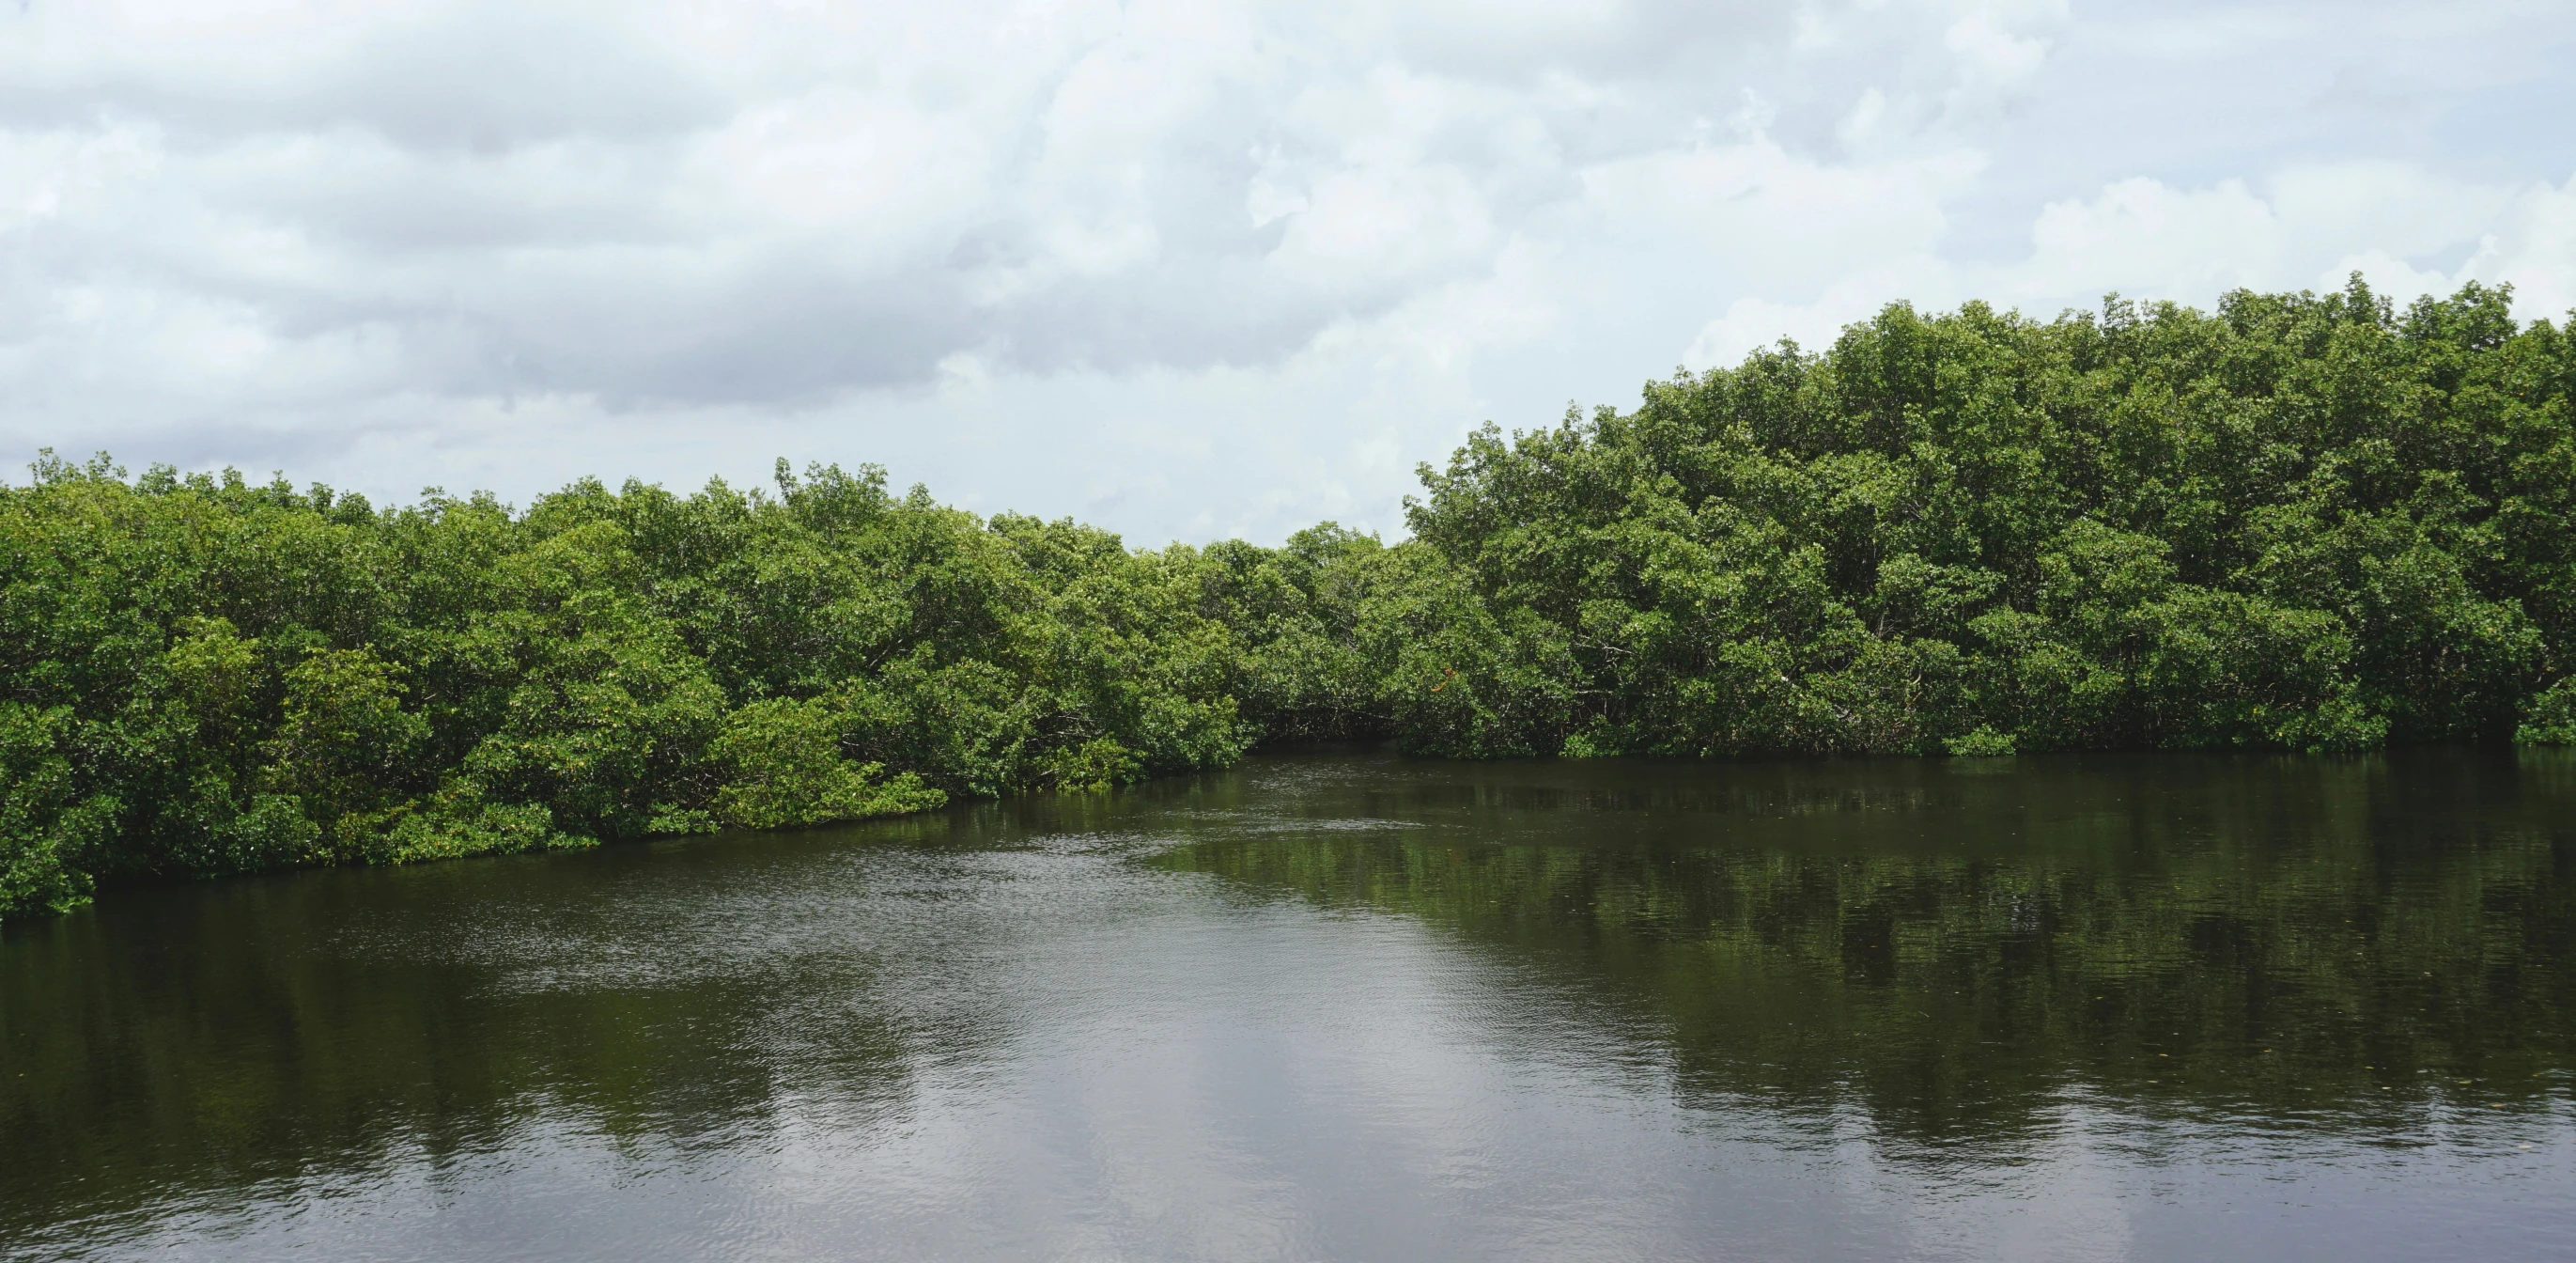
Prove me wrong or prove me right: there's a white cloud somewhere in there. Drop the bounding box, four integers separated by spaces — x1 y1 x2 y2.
2484 175 2576 318
2003 164 2555 313
0 0 2570 542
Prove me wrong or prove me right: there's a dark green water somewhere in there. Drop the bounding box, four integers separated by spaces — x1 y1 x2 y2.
6 751 2575 1261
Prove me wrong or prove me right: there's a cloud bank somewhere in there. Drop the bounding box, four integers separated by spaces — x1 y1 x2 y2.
4 0 2573 541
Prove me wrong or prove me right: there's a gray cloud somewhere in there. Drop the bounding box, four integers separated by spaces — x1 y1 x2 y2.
2 0 2572 543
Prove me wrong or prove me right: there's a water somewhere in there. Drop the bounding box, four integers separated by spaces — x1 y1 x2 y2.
5 751 2575 1261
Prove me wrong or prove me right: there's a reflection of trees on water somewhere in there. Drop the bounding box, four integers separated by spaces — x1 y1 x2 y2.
1151 751 2576 1149
6 750 2572 1239
0 848 923 1242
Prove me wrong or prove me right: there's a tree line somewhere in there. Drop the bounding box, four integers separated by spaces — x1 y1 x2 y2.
8 276 2576 920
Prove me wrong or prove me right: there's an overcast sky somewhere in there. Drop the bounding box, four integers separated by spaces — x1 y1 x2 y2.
4 0 2573 543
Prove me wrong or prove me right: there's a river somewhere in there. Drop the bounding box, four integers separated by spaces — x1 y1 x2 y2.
5 750 2573 1260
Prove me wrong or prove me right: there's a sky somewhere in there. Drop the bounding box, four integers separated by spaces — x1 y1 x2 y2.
3 0 2574 545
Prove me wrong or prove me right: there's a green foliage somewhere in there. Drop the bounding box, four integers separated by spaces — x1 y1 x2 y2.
369 783 586 865
0 454 1251 919
0 703 113 918
265 647 428 851
9 276 2576 920
1042 737 1144 792
708 697 945 828
1396 278 2575 758
1943 726 2015 756
2519 678 2576 746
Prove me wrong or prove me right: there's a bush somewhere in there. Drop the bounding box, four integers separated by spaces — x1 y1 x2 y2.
2518 679 2576 746
709 697 945 829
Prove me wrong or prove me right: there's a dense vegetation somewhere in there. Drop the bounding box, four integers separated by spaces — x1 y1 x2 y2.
8 277 2576 920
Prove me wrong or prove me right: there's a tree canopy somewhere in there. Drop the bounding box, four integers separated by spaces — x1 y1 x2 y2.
8 276 2576 920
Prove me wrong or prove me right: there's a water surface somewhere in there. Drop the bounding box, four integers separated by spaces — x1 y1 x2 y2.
6 751 2575 1260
